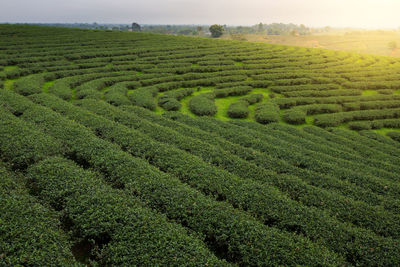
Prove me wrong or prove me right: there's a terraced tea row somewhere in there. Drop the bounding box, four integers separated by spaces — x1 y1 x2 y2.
2 25 400 138
1 25 400 266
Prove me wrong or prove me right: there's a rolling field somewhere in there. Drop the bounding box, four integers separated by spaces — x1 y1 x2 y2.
223 30 400 57
1 25 400 266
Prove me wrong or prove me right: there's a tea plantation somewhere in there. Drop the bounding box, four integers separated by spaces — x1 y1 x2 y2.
0 25 400 266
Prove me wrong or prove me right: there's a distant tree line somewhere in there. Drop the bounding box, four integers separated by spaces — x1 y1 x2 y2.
140 24 207 35
140 23 313 36
25 22 321 37
226 23 311 36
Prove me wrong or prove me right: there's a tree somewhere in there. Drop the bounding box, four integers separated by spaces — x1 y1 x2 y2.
209 24 224 38
257 23 264 34
132 23 141 32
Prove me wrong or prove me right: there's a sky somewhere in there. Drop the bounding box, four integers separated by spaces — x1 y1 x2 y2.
1 0 400 29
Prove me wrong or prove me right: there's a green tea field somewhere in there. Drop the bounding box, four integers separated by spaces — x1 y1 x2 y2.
1 25 400 266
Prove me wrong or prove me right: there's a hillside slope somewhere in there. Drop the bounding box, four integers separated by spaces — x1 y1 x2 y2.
0 25 399 266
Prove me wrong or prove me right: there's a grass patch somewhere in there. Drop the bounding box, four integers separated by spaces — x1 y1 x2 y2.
179 96 196 117
214 96 248 121
179 87 213 117
177 86 281 121
100 86 110 92
251 88 270 97
4 79 15 90
154 105 164 114
252 88 284 98
362 90 378 96
374 128 400 134
305 115 314 124
4 66 18 71
42 81 55 93
248 104 256 120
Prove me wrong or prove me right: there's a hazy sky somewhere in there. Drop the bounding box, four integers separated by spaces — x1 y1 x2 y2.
1 0 400 28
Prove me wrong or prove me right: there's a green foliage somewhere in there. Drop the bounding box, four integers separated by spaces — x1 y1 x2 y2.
240 93 264 105
13 74 45 96
209 24 224 38
0 109 64 169
75 88 102 99
162 112 400 266
131 22 141 32
314 108 400 127
283 108 307 124
104 92 131 106
227 101 249 118
387 131 400 142
189 94 217 116
0 165 78 266
158 88 195 111
2 90 345 266
214 86 252 98
124 104 400 236
28 157 223 266
348 121 372 130
254 102 280 124
2 25 400 266
159 97 181 111
128 88 157 110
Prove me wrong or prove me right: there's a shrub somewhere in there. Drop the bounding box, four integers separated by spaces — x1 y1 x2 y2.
377 89 394 95
240 93 264 105
104 92 131 106
161 88 195 100
75 88 102 100
314 108 400 127
27 157 224 266
214 86 252 98
159 97 181 111
371 119 400 129
283 89 362 98
4 91 344 266
247 80 273 88
158 88 194 110
254 102 280 124
301 104 342 115
314 113 344 127
0 165 77 266
49 85 73 100
128 88 157 110
348 121 372 130
343 102 361 111
188 94 217 116
283 108 306 124
13 74 45 96
387 131 400 142
0 109 64 170
123 104 400 240
227 101 249 118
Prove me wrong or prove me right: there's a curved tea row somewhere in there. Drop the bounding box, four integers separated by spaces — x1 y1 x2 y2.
1 25 400 266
